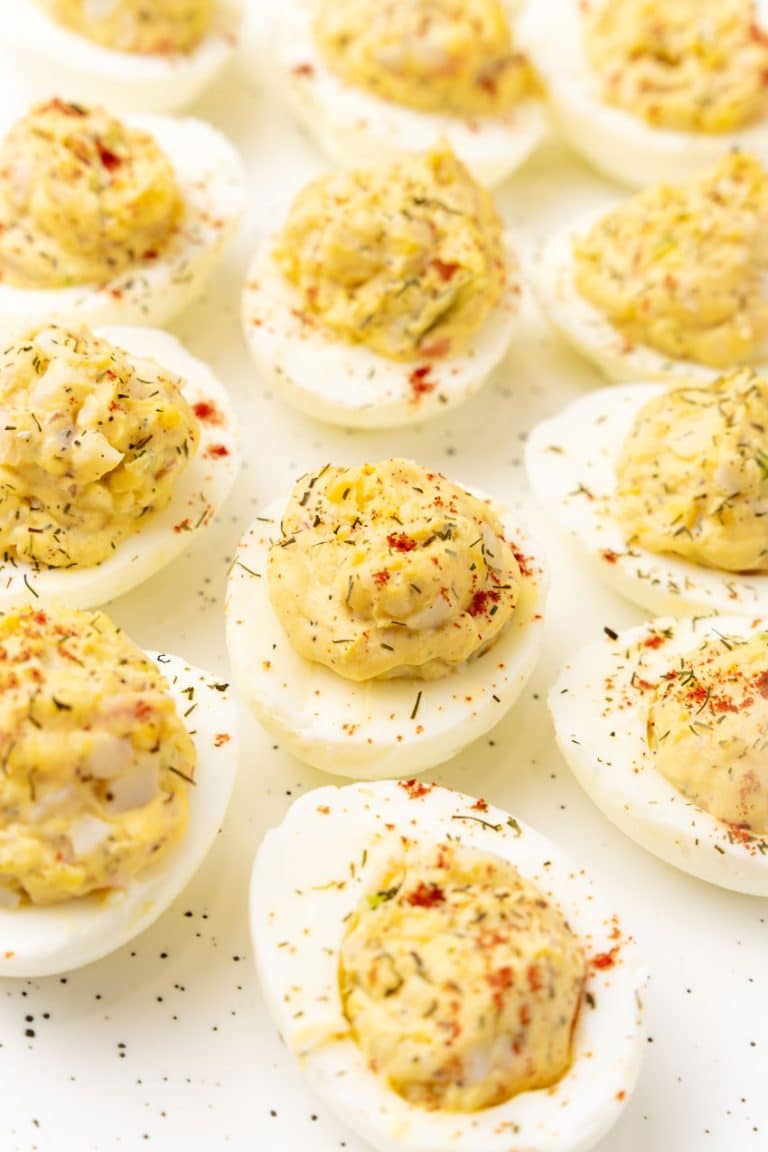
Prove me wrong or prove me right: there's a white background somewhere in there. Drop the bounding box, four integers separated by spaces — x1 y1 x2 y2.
0 5 766 1150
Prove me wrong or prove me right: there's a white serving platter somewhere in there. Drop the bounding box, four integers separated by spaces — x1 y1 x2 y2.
0 7 765 1151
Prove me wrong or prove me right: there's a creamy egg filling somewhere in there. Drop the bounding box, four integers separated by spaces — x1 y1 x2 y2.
0 607 195 906
0 100 182 289
267 459 522 681
573 154 768 368
274 146 506 362
313 0 529 116
648 634 768 832
584 0 768 133
0 324 199 569
339 839 585 1111
616 370 768 572
41 0 214 54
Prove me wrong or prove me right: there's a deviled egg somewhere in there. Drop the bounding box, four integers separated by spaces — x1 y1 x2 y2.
251 779 646 1152
0 99 244 335
226 459 547 777
0 321 238 609
551 614 768 895
519 0 768 188
242 146 523 428
525 370 768 616
531 152 768 383
0 605 237 977
4 1 242 115
271 0 547 187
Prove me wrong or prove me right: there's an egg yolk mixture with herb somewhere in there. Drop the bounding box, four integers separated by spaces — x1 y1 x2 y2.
268 459 522 681
314 0 529 115
648 634 768 832
0 99 182 289
339 839 586 1111
616 370 768 572
0 606 195 906
584 0 768 132
42 0 213 54
573 154 768 368
274 146 506 362
0 323 199 569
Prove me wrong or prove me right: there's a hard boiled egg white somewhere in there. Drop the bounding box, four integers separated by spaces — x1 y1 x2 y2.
3 1 242 115
525 383 768 616
518 0 768 188
250 779 646 1152
225 495 546 779
528 210 720 384
270 0 546 188
550 614 768 895
0 114 245 339
0 325 239 610
242 234 523 428
0 654 237 978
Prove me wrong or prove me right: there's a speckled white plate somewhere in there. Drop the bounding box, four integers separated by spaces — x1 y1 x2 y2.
0 9 765 1152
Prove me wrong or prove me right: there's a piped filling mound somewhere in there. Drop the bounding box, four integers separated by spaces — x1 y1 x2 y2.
648 633 768 832
314 0 530 116
339 839 586 1111
573 153 768 368
274 146 506 362
0 99 182 289
267 459 523 681
42 0 214 54
616 369 768 573
0 606 195 906
0 324 199 569
584 0 768 132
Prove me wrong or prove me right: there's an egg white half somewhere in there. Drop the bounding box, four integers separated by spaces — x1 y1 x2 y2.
550 615 768 895
0 325 239 610
528 211 722 384
251 779 646 1152
518 0 768 188
242 233 524 428
0 114 245 338
525 382 768 616
3 0 242 115
225 494 547 779
270 0 547 188
0 653 237 979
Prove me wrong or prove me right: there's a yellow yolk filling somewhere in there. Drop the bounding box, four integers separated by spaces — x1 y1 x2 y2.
584 0 768 133
274 146 506 362
0 100 182 289
267 459 522 681
0 324 199 569
339 840 586 1111
42 0 213 54
314 0 529 115
616 369 768 572
573 153 768 368
0 607 195 906
648 634 768 832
